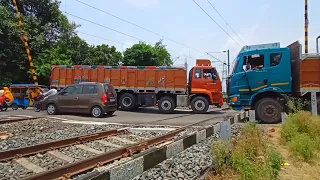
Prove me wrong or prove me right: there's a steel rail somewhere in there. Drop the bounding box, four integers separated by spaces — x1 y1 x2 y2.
0 117 42 124
22 117 219 180
0 129 127 161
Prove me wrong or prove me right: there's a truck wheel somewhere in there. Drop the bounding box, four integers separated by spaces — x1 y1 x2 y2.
255 98 281 123
119 93 136 111
158 96 175 114
191 96 209 114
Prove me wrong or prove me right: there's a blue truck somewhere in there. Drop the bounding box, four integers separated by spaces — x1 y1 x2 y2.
227 41 320 123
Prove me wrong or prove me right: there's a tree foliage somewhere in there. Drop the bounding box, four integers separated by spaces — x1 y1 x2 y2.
0 0 172 87
123 40 172 66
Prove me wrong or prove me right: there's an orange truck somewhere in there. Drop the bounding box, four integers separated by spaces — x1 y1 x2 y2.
50 59 223 114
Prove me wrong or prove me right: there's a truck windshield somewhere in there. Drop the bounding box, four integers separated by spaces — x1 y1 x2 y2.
231 58 240 74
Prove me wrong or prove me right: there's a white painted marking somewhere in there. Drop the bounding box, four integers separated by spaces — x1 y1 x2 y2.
13 115 33 118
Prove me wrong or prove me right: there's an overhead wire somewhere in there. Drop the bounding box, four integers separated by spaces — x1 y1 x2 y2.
74 0 209 56
206 0 246 45
192 0 243 48
74 25 194 59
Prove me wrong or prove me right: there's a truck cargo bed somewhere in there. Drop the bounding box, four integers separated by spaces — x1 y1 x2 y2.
288 41 320 94
51 65 187 94
300 55 320 92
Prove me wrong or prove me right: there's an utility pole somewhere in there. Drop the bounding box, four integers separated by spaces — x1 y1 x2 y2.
12 0 38 85
227 50 230 75
305 0 309 53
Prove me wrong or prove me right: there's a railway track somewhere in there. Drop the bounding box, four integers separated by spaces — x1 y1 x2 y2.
0 117 220 180
0 116 42 125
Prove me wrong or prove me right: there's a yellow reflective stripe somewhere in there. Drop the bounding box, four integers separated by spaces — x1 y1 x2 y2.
271 82 289 86
239 85 268 92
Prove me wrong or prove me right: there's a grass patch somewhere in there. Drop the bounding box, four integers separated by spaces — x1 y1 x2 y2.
211 122 283 180
281 111 320 161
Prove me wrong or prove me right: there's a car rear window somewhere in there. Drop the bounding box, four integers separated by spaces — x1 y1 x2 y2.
104 84 116 94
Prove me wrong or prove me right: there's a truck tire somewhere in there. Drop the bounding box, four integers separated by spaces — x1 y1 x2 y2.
191 96 209 114
158 96 175 114
255 98 281 123
119 93 136 111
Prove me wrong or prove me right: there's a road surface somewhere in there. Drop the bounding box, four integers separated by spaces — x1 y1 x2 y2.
2 107 237 126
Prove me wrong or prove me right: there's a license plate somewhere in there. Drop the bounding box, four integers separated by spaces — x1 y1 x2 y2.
110 99 116 102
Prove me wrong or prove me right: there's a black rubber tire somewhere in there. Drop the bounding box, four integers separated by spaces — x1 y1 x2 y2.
47 103 58 115
158 96 176 114
191 96 209 114
1 107 7 111
119 93 136 111
11 104 18 110
22 106 28 110
91 106 103 118
255 98 281 123
106 111 115 116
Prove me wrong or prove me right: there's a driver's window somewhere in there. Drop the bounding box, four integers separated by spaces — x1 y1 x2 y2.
194 69 202 79
203 69 218 80
242 54 265 71
62 86 81 96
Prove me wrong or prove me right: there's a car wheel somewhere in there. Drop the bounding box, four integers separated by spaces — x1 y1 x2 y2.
158 96 175 114
22 106 27 110
191 96 209 114
47 103 57 115
119 93 136 111
255 98 281 124
91 106 103 118
106 111 115 116
11 104 18 110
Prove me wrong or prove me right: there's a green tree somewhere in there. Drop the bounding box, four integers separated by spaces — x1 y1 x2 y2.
0 0 76 86
87 44 122 66
154 39 172 66
123 40 171 66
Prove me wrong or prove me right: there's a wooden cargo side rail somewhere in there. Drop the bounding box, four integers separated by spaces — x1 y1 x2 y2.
50 65 187 94
0 129 126 162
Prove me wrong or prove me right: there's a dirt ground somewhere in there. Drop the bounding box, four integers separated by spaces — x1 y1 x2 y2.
268 127 320 180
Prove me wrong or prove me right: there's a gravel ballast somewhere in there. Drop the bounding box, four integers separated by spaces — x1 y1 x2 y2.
132 124 242 180
0 124 125 151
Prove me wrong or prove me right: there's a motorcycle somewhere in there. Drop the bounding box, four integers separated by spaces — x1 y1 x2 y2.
0 99 9 112
33 95 44 112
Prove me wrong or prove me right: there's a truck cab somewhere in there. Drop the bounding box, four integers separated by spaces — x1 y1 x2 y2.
227 43 293 123
187 59 223 113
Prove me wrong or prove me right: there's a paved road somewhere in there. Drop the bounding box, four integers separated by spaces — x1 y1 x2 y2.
1 107 237 126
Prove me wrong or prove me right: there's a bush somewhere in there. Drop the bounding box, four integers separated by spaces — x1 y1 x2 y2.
266 147 284 179
211 122 283 180
281 119 299 143
211 141 231 174
289 133 316 161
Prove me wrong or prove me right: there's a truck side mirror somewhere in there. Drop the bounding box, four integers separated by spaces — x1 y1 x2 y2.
212 74 218 80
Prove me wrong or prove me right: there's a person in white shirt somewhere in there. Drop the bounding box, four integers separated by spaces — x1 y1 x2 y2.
42 88 58 100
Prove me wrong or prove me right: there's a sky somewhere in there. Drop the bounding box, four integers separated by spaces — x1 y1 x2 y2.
59 0 320 89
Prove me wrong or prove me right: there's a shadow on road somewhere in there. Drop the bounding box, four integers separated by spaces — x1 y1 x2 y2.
118 107 225 115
